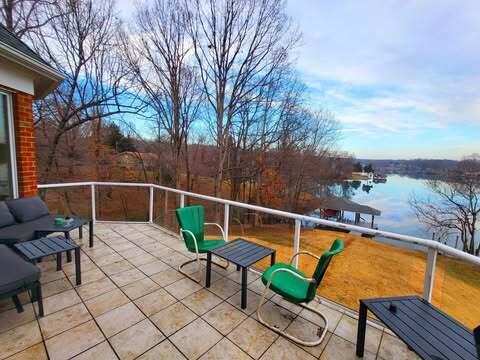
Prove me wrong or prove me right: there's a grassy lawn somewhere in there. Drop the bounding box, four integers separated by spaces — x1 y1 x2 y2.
225 224 480 329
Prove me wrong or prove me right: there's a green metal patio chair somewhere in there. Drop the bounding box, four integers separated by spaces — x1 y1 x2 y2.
257 239 345 346
175 205 229 282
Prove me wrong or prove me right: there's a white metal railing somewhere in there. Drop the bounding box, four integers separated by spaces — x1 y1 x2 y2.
38 181 480 302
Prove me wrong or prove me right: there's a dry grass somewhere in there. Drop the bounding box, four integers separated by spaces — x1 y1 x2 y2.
224 224 480 329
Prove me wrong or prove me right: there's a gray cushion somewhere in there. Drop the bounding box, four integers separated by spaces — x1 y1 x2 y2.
0 244 40 294
0 202 15 228
6 196 49 223
0 223 37 245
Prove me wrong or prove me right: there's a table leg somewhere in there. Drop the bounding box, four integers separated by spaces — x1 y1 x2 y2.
65 232 72 262
270 252 276 266
241 267 247 309
74 247 81 285
36 282 44 317
79 226 83 239
356 301 368 357
89 220 93 247
56 253 62 271
206 252 212 288
236 264 240 271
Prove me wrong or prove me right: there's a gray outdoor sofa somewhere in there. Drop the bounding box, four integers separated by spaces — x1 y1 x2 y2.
0 196 58 245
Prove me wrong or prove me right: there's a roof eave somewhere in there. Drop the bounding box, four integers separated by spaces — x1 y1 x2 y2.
0 42 64 98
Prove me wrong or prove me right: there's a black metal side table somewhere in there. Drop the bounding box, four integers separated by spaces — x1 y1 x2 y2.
206 238 275 309
15 236 82 285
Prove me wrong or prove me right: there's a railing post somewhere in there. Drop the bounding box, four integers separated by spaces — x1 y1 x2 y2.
180 193 185 208
149 186 154 223
224 204 230 241
293 219 301 268
423 247 438 302
90 184 96 224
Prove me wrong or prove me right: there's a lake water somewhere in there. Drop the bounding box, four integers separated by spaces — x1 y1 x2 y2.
348 175 432 239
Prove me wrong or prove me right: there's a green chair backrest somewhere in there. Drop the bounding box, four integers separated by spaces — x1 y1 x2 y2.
175 205 205 251
306 239 345 301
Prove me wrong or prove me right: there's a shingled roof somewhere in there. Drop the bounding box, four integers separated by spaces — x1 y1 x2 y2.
0 24 50 66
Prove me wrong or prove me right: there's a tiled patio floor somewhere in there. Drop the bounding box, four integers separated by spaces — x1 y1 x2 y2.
0 223 419 360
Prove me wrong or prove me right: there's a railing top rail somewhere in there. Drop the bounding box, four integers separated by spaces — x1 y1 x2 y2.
38 181 480 266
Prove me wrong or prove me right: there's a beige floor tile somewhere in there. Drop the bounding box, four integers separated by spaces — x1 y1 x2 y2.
95 302 145 337
320 334 376 360
39 303 92 339
207 278 240 299
84 288 129 317
71 341 118 360
121 278 160 300
181 289 223 315
334 315 382 354
110 319 164 360
76 277 117 301
0 321 42 360
127 253 158 267
248 278 274 299
202 302 247 335
45 320 104 360
378 333 420 360
92 253 125 267
0 303 35 334
170 318 222 360
199 338 251 360
138 260 170 276
63 259 98 277
150 268 185 287
134 288 176 316
284 317 331 357
68 268 105 286
227 317 278 359
40 269 66 284
165 278 203 300
137 340 186 360
226 290 262 315
159 252 190 267
110 268 146 287
269 294 303 314
227 269 260 285
37 289 81 316
101 260 134 276
254 300 296 331
42 278 73 298
5 343 48 360
150 247 177 259
260 337 316 360
118 247 148 259
109 241 136 253
150 302 197 336
299 301 342 331
139 241 169 253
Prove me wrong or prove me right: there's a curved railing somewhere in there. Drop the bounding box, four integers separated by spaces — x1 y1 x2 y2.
38 181 480 305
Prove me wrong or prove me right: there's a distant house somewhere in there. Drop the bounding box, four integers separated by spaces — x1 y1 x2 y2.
0 24 63 200
116 152 158 171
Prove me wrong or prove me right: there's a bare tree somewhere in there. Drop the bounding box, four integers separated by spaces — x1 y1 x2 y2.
185 0 300 198
1 0 64 38
410 160 480 255
122 0 202 189
30 0 138 179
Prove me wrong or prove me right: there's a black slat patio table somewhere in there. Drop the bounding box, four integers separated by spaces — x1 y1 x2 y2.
206 239 275 309
356 295 478 360
15 236 82 285
35 217 93 263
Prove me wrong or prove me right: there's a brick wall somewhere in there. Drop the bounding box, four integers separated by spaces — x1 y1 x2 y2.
13 92 38 197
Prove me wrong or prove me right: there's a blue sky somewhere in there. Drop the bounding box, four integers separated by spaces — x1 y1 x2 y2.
286 0 480 159
118 0 480 160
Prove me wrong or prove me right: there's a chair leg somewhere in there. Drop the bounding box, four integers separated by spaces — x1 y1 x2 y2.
178 256 229 283
36 282 44 317
12 295 24 313
256 286 329 347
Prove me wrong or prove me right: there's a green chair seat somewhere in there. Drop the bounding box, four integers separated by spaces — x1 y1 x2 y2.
262 263 311 303
194 239 226 253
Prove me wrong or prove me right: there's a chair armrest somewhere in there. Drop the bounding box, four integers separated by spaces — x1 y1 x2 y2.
264 267 316 293
180 228 199 254
204 223 226 240
289 251 320 266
